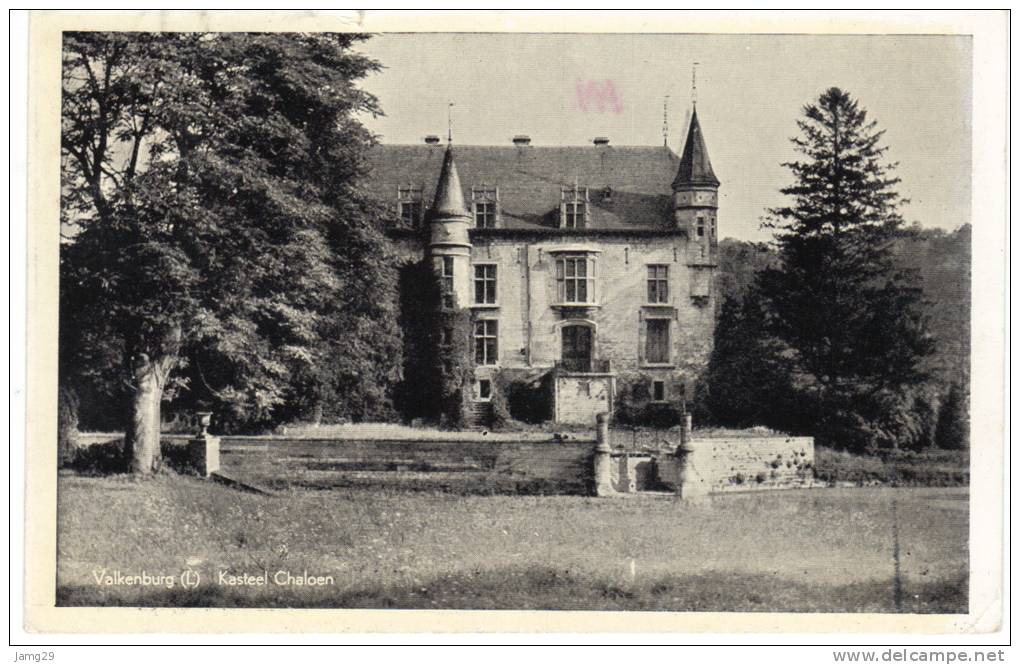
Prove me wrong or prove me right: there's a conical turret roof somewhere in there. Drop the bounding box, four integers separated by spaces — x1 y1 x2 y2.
430 143 470 218
672 107 719 189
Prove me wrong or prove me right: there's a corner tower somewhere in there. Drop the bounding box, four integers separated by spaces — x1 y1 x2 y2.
672 107 719 254
428 143 472 308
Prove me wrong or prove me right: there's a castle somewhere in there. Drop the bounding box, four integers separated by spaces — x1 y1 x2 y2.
366 107 720 425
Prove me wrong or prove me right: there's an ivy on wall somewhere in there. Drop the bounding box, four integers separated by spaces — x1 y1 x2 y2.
395 259 474 427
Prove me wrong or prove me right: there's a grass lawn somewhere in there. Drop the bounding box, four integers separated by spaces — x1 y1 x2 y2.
56 473 967 612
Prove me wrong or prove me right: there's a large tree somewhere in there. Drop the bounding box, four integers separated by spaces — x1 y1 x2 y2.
757 87 933 446
60 32 400 472
696 290 801 432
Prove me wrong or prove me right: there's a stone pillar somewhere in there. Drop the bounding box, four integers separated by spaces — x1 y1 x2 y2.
188 434 220 477
675 415 708 502
188 413 220 477
593 412 615 496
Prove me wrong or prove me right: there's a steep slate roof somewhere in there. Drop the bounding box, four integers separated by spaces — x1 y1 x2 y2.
429 145 471 219
364 142 682 231
672 108 719 188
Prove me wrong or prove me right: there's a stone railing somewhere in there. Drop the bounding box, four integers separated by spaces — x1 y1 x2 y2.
553 358 612 374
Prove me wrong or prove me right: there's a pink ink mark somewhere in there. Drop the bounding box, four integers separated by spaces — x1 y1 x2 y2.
575 79 623 114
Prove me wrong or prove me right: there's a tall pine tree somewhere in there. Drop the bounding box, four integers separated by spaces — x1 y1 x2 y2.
758 87 933 449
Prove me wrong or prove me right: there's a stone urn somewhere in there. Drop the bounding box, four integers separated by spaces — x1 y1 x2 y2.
195 411 213 437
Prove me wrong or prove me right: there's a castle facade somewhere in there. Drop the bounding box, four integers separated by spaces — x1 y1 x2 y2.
366 108 720 425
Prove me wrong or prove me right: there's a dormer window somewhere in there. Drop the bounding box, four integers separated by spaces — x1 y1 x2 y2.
397 185 423 227
472 186 499 228
564 202 586 228
560 186 590 229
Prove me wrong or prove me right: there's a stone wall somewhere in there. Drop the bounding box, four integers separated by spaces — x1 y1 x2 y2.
390 233 716 424
465 236 715 378
553 374 613 425
219 437 596 494
73 431 815 495
683 436 816 493
609 452 657 493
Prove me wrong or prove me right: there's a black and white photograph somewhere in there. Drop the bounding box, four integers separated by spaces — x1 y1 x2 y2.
14 10 1008 641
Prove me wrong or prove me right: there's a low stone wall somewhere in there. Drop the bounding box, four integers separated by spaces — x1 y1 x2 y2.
73 430 814 496
603 436 816 496
685 436 816 493
77 432 191 447
220 437 597 494
74 433 598 495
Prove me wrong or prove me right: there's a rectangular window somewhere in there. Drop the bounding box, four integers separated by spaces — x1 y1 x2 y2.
474 264 497 305
441 256 455 309
564 202 586 228
397 186 422 226
474 202 496 228
400 201 422 226
645 319 670 364
472 186 499 228
561 187 589 229
555 256 596 304
652 380 666 402
647 265 669 303
474 320 498 365
696 216 706 238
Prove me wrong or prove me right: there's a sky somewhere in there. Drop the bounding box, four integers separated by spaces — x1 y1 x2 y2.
354 33 972 242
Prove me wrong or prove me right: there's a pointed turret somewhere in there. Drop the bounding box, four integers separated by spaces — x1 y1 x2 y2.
428 143 472 309
672 107 719 189
671 106 720 253
430 144 471 220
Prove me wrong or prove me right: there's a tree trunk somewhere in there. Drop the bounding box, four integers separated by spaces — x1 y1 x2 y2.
310 401 323 427
57 386 80 467
124 353 175 474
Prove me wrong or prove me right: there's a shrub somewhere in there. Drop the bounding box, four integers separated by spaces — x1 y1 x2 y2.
489 374 512 430
491 370 552 425
812 384 943 453
614 375 688 428
66 441 126 475
935 382 969 450
813 446 968 487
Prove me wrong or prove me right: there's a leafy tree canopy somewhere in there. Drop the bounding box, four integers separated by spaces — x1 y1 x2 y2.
60 32 401 469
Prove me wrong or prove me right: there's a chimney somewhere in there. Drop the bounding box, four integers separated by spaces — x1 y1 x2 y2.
424 135 441 145
593 137 610 146
512 135 531 146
